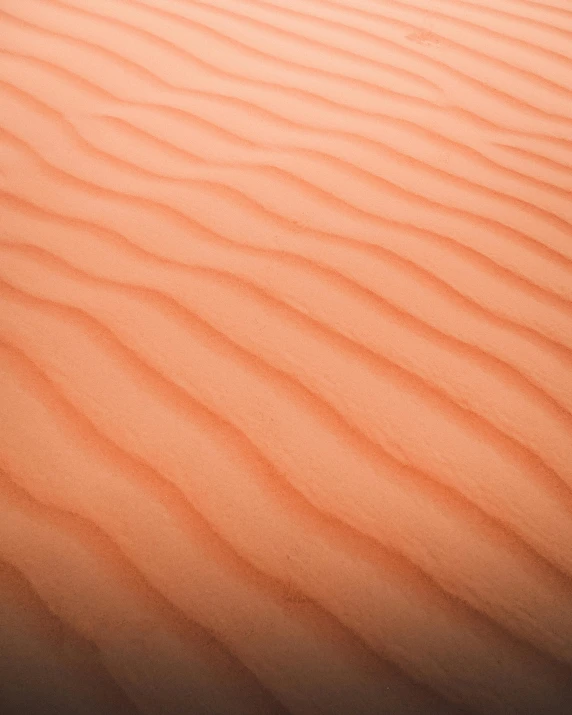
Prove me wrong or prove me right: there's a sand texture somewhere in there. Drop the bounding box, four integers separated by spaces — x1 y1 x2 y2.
1 0 572 712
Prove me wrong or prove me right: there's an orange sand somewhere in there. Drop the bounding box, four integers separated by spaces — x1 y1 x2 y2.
1 0 572 712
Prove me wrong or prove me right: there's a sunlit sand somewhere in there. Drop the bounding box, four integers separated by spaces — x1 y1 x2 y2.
1 0 572 712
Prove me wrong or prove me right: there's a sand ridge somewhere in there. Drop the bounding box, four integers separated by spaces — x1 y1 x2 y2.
0 0 571 712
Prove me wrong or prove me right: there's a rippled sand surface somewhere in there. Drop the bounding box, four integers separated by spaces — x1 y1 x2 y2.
1 0 572 712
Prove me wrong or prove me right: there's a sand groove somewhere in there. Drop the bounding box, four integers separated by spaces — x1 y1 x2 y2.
1 0 571 712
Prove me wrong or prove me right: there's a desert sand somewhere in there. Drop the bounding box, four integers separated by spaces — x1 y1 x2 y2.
0 0 571 712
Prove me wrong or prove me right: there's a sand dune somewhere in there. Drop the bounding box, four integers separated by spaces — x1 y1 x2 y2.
0 0 571 712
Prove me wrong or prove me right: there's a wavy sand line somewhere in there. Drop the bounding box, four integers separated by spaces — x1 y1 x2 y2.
1 283 572 713
2 240 572 648
3 187 571 421
2 76 570 273
2 241 572 569
1 0 571 712
3 1 571 149
3 116 572 371
2 35 569 189
4 136 572 427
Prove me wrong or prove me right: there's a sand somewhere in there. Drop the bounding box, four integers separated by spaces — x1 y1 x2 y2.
0 0 571 712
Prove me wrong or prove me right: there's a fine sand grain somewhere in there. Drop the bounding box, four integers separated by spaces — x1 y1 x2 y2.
0 0 571 712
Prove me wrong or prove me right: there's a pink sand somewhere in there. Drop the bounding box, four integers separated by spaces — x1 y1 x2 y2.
1 0 572 712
